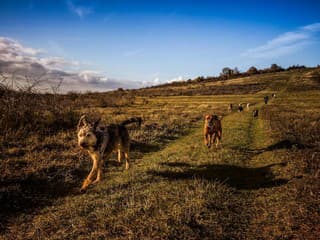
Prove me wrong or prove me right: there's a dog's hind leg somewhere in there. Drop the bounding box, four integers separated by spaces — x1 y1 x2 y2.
117 149 122 163
215 135 220 148
216 131 222 148
123 149 130 170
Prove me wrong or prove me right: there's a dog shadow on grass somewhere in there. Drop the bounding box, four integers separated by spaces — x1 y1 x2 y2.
149 162 289 190
0 164 88 232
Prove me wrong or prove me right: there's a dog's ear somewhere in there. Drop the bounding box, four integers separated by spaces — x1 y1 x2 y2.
77 115 88 129
93 118 101 130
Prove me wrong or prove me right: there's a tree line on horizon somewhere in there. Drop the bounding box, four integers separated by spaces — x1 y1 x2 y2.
148 64 308 89
192 64 308 83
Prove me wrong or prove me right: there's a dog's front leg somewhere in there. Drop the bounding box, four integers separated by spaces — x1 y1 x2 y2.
212 133 219 147
204 134 209 147
92 157 103 185
124 151 130 170
93 149 112 185
80 152 100 192
207 134 212 148
216 131 222 147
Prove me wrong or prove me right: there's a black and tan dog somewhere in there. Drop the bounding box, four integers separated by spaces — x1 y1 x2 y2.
204 114 222 148
77 115 142 192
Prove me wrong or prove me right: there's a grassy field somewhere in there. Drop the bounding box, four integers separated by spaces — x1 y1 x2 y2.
0 68 319 239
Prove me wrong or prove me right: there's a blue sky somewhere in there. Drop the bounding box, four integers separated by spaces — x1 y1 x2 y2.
0 0 320 91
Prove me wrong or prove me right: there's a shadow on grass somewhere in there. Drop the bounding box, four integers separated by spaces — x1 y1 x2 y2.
264 139 308 150
0 165 87 232
150 162 288 190
130 140 161 153
229 139 309 160
0 140 163 232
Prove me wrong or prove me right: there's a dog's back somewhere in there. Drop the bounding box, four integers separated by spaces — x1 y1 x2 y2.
99 124 129 153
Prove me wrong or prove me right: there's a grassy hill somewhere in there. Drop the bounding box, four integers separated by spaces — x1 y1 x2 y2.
0 68 319 239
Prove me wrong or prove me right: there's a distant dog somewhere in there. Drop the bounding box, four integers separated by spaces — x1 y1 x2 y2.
238 104 244 112
246 103 250 110
252 109 259 118
77 115 142 192
204 115 222 148
228 103 233 112
264 96 269 104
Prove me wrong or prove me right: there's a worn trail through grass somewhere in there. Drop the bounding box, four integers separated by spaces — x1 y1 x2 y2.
152 101 292 235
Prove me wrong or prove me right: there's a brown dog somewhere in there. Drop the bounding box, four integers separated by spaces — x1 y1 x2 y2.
77 115 142 192
204 115 222 148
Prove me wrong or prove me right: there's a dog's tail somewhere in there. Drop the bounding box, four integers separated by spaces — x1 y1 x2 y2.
120 117 142 127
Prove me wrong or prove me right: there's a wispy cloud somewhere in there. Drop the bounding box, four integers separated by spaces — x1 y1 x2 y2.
302 22 320 32
67 0 92 18
242 22 320 59
39 57 80 69
47 40 67 57
103 13 116 23
123 48 144 57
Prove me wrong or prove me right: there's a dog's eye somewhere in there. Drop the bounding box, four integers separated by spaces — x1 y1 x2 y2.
86 133 91 137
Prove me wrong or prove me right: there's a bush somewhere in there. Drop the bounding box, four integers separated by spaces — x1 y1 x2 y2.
0 75 80 143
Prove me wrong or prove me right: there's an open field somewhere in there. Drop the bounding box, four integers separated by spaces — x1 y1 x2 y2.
0 68 319 239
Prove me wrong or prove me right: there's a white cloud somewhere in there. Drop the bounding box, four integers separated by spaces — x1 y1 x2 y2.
0 37 81 71
0 36 147 92
153 77 161 85
167 75 184 83
67 0 92 18
242 22 320 59
78 70 108 83
0 37 44 60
